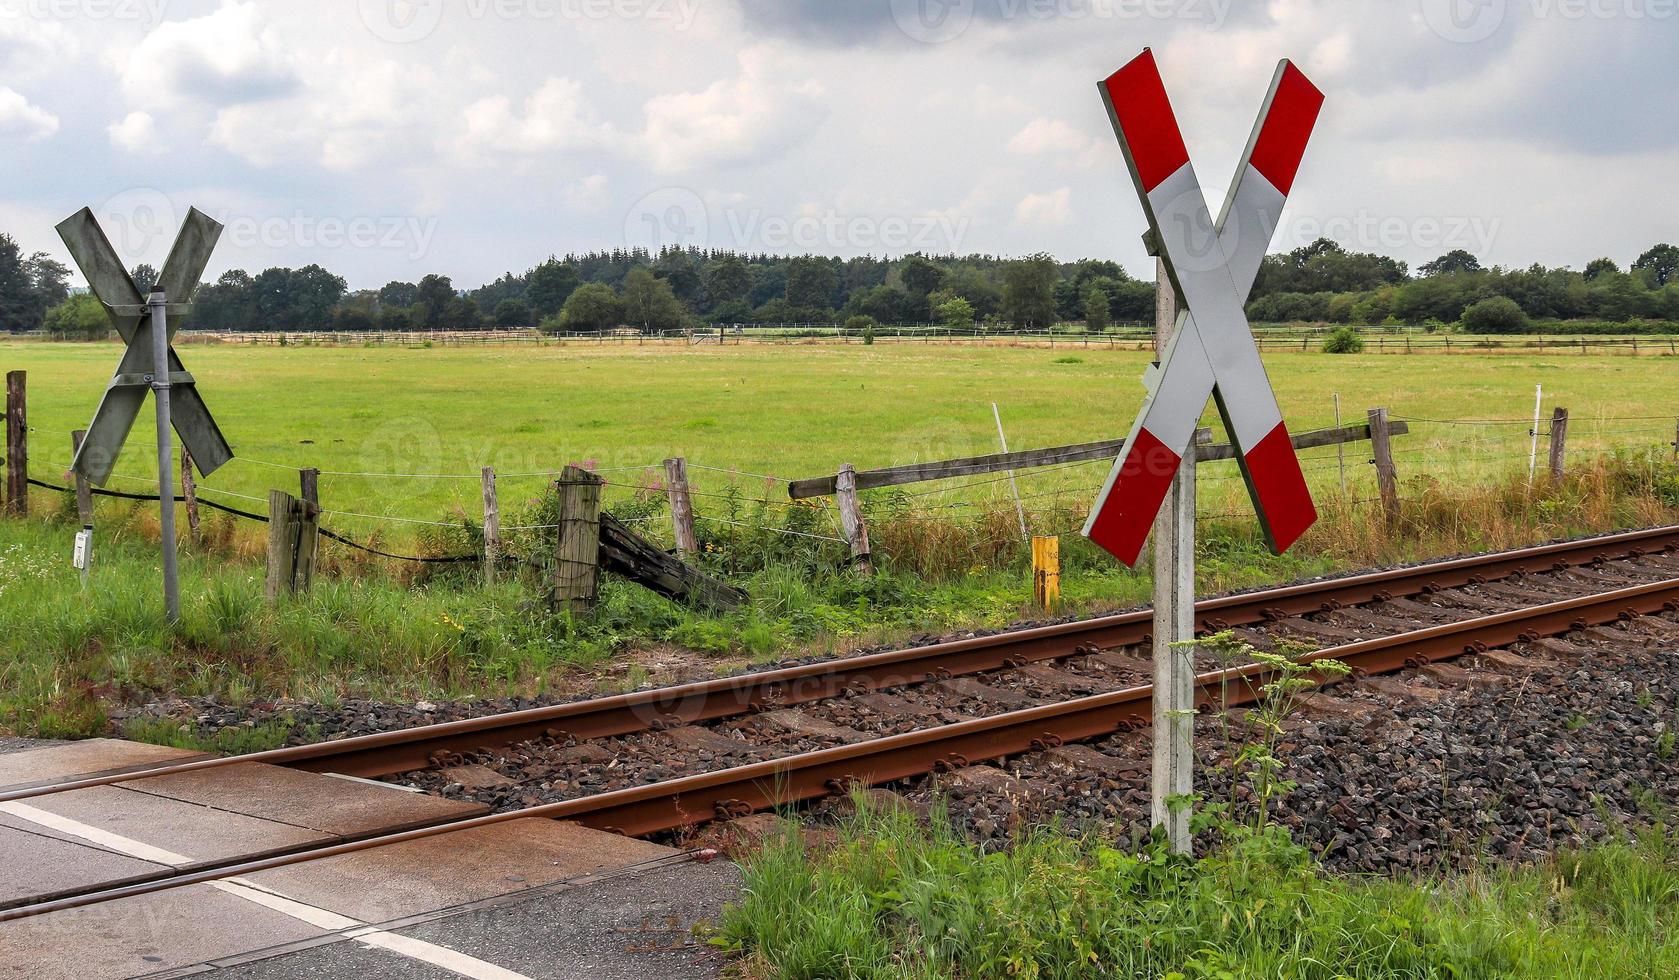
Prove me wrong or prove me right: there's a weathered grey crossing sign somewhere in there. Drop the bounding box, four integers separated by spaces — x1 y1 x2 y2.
56 206 232 485
57 204 230 622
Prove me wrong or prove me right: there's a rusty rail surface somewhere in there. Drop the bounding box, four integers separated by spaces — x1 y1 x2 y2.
7 572 1677 923
6 524 1677 805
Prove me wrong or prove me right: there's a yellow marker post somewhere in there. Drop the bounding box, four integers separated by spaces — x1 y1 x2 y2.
1032 535 1060 612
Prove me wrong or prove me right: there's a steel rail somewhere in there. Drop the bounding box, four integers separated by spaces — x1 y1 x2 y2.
5 524 1676 804
6 574 1676 924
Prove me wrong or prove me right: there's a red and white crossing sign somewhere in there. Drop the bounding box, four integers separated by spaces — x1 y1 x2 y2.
1084 49 1324 566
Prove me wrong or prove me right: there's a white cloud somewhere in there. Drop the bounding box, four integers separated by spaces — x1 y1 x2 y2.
0 17 73 74
115 1 297 109
563 174 611 212
0 87 58 142
1007 117 1107 169
1008 118 1089 156
459 77 619 157
639 47 827 172
108 110 159 153
1015 188 1071 227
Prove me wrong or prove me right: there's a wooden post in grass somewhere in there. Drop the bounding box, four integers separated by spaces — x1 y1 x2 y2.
5 371 25 516
181 448 201 542
481 466 501 585
70 430 94 526
1369 407 1400 525
835 463 873 576
266 490 299 602
1548 408 1569 481
297 468 321 591
664 457 698 556
553 465 604 613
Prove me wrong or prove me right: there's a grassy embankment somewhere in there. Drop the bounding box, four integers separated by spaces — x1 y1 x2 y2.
721 644 1679 979
721 798 1679 979
0 341 1675 741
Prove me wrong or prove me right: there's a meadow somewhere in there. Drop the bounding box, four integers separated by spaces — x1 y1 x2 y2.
3 339 1676 537
1 339 1676 740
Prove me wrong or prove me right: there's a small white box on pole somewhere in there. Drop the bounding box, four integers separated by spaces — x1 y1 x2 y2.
72 526 92 571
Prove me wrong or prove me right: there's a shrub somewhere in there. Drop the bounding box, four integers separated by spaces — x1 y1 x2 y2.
1321 326 1364 353
1460 295 1530 334
845 315 877 345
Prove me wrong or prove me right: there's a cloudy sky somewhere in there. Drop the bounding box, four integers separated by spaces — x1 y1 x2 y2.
1 0 1674 289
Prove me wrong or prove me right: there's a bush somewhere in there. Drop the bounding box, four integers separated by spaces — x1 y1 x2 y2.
1321 326 1364 353
1460 296 1530 334
845 315 877 345
42 294 107 339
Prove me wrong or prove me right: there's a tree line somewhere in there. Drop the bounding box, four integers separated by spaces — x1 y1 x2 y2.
3 230 1676 338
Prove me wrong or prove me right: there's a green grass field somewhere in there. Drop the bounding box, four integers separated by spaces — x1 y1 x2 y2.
2 339 1676 740
3 340 1675 540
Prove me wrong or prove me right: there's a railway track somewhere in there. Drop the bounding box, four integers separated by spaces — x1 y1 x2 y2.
10 524 1679 805
7 526 1679 925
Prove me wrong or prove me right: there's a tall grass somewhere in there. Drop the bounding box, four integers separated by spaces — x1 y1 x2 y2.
2 448 1674 741
721 801 1679 979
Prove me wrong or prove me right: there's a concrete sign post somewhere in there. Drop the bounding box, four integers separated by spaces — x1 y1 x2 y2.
56 206 230 622
1084 50 1324 852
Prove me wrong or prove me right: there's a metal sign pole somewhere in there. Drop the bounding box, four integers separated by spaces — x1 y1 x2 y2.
1150 259 1194 854
148 289 180 623
56 206 228 624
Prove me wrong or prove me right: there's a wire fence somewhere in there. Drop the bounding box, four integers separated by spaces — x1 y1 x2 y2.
17 325 1677 355
16 408 1676 575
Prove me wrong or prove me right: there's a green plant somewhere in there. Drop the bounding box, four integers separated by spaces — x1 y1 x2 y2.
1321 325 1365 353
1461 296 1531 334
846 314 877 345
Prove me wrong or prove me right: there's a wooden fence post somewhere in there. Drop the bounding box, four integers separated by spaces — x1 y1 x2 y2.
266 490 299 602
481 466 501 585
297 468 321 590
181 448 201 542
1369 407 1400 525
553 465 604 613
70 430 93 527
835 463 873 575
1548 407 1569 481
5 370 25 516
664 457 698 556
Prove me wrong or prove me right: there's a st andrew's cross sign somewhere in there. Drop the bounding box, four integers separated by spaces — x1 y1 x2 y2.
56 206 232 485
1084 50 1324 566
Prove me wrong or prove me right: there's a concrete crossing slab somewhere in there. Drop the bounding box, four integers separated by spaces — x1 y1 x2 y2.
21 785 333 867
0 823 168 907
0 739 207 792
0 882 326 980
117 763 484 838
243 820 678 924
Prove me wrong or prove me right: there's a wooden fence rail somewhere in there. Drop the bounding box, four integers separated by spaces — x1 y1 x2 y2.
788 420 1411 500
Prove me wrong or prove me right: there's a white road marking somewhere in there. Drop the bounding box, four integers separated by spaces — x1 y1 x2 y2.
353 930 536 980
211 878 361 931
0 801 192 867
3 797 536 980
